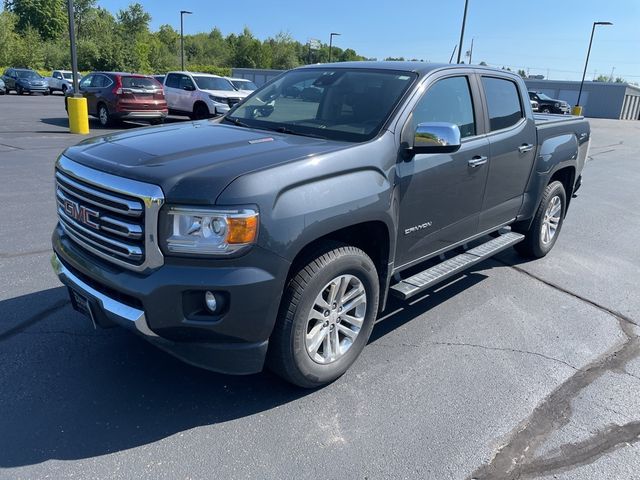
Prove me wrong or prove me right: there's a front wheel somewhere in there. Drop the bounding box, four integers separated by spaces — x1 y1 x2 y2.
16 86 23 95
190 102 209 120
514 180 566 258
268 244 379 388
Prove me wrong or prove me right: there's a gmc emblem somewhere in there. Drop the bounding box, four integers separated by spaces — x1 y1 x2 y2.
64 199 100 229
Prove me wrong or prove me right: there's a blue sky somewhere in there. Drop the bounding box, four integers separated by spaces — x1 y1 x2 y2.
100 0 639 81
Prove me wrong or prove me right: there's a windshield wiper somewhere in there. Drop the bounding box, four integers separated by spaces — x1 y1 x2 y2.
223 117 251 128
271 126 327 140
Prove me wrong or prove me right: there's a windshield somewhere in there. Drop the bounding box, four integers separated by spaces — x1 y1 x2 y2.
536 92 554 101
232 80 257 91
121 76 160 89
193 76 235 91
226 68 416 142
62 72 75 80
17 70 41 80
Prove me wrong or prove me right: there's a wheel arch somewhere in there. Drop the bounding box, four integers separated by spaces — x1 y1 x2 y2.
285 221 392 314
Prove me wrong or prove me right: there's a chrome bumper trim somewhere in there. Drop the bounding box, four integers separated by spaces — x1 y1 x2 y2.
51 253 158 337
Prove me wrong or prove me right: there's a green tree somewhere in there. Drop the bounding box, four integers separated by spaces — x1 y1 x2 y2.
4 0 67 40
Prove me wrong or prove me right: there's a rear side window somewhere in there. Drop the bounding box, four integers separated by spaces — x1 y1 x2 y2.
482 77 523 131
91 75 109 88
411 76 476 138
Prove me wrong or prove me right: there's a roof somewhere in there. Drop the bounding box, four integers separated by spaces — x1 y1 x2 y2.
166 71 222 77
297 61 511 76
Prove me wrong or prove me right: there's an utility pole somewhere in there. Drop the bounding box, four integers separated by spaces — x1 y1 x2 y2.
180 10 192 71
609 66 615 82
466 37 474 64
456 0 469 64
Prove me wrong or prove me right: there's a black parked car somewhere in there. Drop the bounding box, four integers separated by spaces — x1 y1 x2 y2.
528 91 570 114
1 68 50 95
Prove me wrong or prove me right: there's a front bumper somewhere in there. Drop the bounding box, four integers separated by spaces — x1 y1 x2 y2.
22 84 49 92
52 226 290 374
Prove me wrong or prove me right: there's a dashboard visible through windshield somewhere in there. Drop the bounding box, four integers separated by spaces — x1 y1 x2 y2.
225 68 417 142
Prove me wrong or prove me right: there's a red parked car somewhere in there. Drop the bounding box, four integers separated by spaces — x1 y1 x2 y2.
65 72 168 127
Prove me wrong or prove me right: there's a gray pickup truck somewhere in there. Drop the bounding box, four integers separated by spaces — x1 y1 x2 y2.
51 62 589 387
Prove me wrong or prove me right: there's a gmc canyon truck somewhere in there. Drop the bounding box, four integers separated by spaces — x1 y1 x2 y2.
51 62 589 387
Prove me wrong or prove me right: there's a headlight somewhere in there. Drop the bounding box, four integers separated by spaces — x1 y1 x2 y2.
162 206 258 256
209 95 227 103
555 103 560 108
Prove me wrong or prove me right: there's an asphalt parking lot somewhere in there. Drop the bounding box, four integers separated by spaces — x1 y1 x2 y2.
1 93 639 480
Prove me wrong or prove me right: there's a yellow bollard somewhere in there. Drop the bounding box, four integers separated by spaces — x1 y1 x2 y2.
67 96 90 134
571 105 583 116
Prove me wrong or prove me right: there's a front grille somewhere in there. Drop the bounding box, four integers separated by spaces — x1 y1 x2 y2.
55 156 165 272
56 169 145 266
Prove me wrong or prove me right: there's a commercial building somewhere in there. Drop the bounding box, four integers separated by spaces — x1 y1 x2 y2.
231 68 284 87
524 79 640 120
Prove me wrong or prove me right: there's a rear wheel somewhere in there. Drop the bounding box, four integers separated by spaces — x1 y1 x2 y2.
514 180 566 258
97 103 112 127
150 118 165 125
191 102 209 120
541 107 551 114
268 244 379 388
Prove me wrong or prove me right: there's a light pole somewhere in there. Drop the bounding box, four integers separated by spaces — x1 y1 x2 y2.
456 0 469 64
575 21 612 114
180 10 192 71
65 0 89 134
328 32 341 63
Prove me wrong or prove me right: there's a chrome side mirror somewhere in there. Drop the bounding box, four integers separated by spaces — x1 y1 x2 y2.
412 122 461 154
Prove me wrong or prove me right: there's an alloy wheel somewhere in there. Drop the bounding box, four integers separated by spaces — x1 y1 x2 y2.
541 195 562 245
305 274 367 364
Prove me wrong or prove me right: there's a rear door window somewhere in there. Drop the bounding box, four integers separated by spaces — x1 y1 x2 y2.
482 77 524 131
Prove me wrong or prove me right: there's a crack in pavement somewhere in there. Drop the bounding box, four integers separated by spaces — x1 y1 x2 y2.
0 248 52 259
374 341 581 372
467 263 640 479
0 299 69 342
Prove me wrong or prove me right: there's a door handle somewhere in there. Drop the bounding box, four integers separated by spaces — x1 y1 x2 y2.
518 144 534 153
468 156 487 168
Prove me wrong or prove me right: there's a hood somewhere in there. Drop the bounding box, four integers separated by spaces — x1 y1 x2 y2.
202 89 246 98
63 121 351 204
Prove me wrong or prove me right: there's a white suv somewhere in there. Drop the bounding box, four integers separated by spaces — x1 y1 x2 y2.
163 72 247 119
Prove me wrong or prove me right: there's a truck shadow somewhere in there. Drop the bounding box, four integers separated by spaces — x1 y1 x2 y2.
0 255 527 468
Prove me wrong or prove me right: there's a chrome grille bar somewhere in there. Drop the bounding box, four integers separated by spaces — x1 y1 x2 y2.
55 156 165 272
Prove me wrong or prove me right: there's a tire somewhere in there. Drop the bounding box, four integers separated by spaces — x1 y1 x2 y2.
97 103 112 127
542 107 551 114
49 88 54 95
268 243 379 388
191 102 209 120
514 180 566 258
150 118 165 125
61 85 67 95
16 86 23 95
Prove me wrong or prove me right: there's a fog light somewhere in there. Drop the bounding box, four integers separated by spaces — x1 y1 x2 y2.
205 291 218 313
